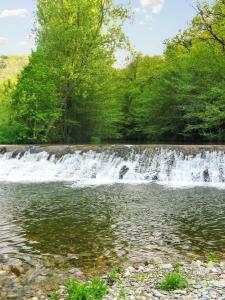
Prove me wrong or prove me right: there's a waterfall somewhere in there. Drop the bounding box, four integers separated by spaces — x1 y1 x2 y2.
0 146 225 187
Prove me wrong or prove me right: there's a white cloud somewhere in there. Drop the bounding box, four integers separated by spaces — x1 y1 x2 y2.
17 41 28 47
133 7 147 14
139 0 165 14
0 9 28 18
17 33 36 48
145 14 153 22
139 14 153 26
0 37 8 45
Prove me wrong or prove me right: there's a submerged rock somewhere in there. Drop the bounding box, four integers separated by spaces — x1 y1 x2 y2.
203 169 210 182
119 165 129 179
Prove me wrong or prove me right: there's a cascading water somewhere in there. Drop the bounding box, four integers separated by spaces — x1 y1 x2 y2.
0 146 225 187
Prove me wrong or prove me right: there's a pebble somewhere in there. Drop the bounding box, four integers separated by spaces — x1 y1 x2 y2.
161 263 173 269
152 289 164 297
2 257 225 300
101 260 225 300
212 279 225 288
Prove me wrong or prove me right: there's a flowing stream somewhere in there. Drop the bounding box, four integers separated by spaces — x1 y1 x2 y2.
0 147 225 187
0 146 225 298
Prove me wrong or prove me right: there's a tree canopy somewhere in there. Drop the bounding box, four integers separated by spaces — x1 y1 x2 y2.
1 0 225 144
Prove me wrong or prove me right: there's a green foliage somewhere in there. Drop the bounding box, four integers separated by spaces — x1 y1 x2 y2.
207 251 219 263
106 270 121 286
50 290 61 300
4 0 128 144
65 277 108 300
0 55 8 60
158 272 188 291
11 52 61 143
1 0 225 144
113 0 225 144
118 289 127 299
132 272 146 283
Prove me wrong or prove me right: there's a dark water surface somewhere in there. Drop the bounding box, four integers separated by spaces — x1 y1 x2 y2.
1 182 225 277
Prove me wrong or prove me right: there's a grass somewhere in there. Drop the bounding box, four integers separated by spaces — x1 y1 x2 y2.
0 55 28 83
132 272 146 283
106 271 119 286
50 290 61 300
158 271 188 291
118 289 127 299
207 251 219 263
50 277 108 300
106 270 122 286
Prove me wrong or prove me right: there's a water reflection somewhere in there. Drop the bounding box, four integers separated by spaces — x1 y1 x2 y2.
0 183 225 275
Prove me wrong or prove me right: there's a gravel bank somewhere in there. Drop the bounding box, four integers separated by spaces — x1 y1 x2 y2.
39 258 225 300
2 257 225 299
102 259 225 300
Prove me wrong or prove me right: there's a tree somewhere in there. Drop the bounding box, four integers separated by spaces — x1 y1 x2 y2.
12 0 129 143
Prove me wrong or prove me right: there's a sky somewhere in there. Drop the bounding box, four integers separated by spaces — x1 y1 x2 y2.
0 0 197 57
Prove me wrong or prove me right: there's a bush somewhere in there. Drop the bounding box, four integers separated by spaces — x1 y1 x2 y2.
0 55 8 59
158 272 188 291
65 277 108 300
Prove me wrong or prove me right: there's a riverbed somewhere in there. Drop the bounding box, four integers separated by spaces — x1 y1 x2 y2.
1 182 225 298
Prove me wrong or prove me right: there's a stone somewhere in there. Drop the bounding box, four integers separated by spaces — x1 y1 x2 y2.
0 270 7 276
152 289 164 298
138 266 144 272
119 165 129 179
161 263 173 269
207 261 214 268
174 290 187 295
151 257 163 265
212 280 225 288
191 261 201 268
123 271 131 277
181 297 199 300
208 290 218 299
126 266 136 273
2 265 11 272
68 268 83 277
193 284 202 289
210 267 219 273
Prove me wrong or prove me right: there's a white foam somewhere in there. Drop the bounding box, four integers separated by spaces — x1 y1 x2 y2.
0 148 224 188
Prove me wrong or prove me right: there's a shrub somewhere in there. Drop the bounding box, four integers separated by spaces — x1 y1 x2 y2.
65 277 108 300
0 55 8 59
158 272 188 291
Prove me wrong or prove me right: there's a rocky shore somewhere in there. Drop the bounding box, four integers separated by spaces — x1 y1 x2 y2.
44 258 225 300
1 256 225 299
102 259 225 300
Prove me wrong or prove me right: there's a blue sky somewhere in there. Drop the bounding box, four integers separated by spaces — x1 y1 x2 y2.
0 0 196 56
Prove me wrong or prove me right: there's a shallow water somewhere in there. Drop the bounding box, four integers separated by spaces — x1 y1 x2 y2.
1 182 225 277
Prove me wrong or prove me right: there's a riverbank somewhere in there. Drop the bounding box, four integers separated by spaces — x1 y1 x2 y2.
40 258 225 300
2 255 225 299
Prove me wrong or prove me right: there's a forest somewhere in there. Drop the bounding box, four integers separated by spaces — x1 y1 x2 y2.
0 0 225 144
